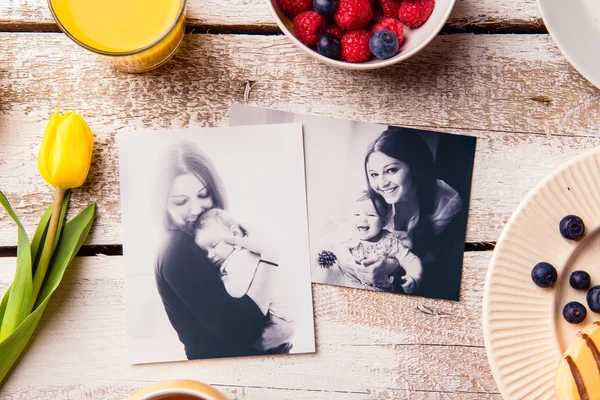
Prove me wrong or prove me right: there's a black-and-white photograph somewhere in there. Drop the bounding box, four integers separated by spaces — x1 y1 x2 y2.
230 105 476 301
118 124 315 364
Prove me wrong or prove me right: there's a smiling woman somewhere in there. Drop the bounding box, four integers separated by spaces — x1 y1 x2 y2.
310 123 476 301
361 127 470 299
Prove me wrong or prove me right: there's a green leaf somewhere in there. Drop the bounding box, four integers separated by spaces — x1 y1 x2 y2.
0 288 9 329
1 191 69 328
0 191 32 341
30 206 52 271
30 190 70 277
0 202 95 383
0 298 49 384
35 202 95 309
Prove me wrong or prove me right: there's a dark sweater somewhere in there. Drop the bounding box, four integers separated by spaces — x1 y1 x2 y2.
155 229 268 359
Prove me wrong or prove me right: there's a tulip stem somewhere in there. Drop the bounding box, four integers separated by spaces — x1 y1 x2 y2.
30 188 66 311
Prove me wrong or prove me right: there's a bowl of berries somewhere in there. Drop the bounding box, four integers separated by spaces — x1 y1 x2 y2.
266 0 455 69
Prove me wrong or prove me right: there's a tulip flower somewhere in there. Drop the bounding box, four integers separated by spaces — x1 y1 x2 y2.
38 109 94 190
0 109 96 384
31 110 94 307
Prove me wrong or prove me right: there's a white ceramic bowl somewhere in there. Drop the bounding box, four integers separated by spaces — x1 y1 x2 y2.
266 0 455 70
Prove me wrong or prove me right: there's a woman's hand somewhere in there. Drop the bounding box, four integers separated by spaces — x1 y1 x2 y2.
253 316 294 352
349 256 401 290
400 276 417 294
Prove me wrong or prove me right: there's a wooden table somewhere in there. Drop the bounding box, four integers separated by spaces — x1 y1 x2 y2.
0 0 598 398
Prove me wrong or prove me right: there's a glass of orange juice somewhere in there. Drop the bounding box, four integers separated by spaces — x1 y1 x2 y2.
48 0 187 73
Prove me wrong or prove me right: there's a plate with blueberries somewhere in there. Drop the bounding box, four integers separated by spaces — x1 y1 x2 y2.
483 147 600 400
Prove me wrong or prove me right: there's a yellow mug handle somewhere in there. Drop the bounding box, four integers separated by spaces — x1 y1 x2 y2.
129 380 228 400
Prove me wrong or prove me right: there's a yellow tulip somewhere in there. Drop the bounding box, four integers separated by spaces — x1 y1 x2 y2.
31 109 94 310
38 109 94 190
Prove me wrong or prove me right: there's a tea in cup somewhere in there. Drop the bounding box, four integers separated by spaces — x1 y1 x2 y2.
129 380 228 400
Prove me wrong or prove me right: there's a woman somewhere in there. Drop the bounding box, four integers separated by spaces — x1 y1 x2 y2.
343 127 463 298
154 140 290 360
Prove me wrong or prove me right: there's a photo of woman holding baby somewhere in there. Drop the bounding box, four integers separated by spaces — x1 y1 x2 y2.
154 140 293 360
314 126 475 301
342 127 473 300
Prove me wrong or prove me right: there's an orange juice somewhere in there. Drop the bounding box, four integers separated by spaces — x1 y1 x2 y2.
49 0 186 73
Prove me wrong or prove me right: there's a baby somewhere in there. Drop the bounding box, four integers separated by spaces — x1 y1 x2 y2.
314 191 423 294
193 208 293 354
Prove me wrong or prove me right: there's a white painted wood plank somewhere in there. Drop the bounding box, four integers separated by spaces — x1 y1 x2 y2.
0 33 598 246
0 253 499 398
0 0 542 31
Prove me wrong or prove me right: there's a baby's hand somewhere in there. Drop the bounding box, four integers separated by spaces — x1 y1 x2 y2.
360 256 380 268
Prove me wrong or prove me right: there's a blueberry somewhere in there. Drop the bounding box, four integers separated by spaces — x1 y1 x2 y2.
559 215 585 240
587 285 600 313
369 30 399 60
563 301 587 324
531 262 558 288
317 33 341 59
570 270 591 290
313 0 337 16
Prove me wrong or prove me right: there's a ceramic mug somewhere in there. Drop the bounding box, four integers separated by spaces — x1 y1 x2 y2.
129 380 228 400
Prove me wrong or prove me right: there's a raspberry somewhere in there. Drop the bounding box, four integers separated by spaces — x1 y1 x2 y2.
399 0 435 28
341 30 372 62
277 0 313 17
294 11 327 45
371 6 385 24
372 18 404 46
335 0 373 30
326 24 345 40
381 0 401 18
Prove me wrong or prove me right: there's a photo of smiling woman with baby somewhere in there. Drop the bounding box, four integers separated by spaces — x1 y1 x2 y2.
228 105 477 301
119 126 315 365
312 126 476 301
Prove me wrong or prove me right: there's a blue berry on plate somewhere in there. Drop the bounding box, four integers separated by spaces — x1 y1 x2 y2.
369 30 399 60
559 215 585 240
587 285 600 313
563 301 587 324
314 0 337 16
317 33 341 59
531 262 558 288
570 270 591 290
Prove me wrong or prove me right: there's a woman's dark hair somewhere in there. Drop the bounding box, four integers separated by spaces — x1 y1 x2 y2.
160 140 227 232
364 127 437 256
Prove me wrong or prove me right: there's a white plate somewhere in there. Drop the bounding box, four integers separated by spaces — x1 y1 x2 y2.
537 0 600 88
483 146 600 399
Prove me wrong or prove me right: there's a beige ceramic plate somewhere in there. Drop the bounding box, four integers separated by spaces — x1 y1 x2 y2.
483 146 600 399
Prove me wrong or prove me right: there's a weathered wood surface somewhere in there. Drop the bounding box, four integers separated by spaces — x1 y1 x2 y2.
0 0 542 33
0 252 499 399
0 33 599 246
